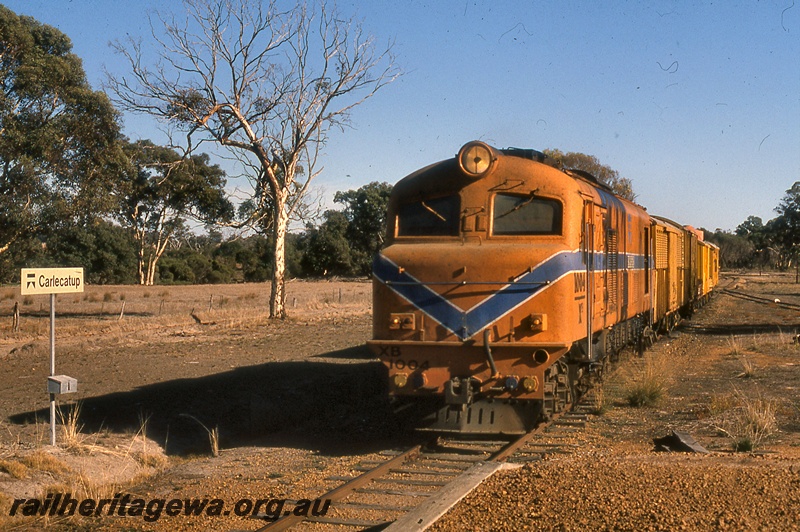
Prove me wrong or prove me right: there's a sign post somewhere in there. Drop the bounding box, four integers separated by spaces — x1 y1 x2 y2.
20 267 84 446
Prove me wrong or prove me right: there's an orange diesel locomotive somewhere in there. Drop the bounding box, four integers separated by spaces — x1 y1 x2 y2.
368 141 718 434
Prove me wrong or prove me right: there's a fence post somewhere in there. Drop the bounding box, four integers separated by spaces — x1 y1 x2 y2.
12 301 19 332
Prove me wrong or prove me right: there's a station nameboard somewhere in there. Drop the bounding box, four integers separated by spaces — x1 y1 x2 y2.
21 268 84 295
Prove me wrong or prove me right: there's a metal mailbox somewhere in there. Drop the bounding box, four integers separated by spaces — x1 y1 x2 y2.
47 375 78 394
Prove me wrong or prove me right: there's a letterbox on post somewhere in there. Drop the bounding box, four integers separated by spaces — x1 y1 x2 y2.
47 375 78 394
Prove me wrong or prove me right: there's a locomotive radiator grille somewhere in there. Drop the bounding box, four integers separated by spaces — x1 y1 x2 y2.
607 229 619 311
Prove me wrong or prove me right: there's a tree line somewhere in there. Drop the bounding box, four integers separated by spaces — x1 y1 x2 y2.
706 182 800 271
0 178 392 285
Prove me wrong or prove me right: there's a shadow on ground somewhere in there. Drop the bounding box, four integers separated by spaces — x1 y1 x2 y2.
8 345 402 456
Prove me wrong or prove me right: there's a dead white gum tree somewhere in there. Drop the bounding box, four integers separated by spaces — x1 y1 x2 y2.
107 0 398 317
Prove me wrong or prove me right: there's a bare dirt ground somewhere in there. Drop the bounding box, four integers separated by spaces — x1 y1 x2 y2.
0 273 799 531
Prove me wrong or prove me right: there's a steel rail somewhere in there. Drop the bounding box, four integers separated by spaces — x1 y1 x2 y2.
253 444 423 532
721 288 800 311
250 400 584 531
488 407 571 463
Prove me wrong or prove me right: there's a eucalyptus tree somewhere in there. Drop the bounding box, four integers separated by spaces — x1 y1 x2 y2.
300 210 354 277
107 0 398 316
333 181 392 275
770 182 800 271
118 140 233 285
543 149 636 202
0 6 124 258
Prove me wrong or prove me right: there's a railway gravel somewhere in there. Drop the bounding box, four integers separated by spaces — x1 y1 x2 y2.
433 451 800 531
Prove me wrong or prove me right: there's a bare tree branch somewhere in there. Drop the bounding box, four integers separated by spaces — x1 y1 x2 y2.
106 0 398 316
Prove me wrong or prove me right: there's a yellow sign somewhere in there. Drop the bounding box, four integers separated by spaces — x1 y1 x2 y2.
20 268 84 295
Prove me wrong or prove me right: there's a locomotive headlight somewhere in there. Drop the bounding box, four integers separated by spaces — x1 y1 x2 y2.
528 313 547 332
389 313 415 330
458 141 496 178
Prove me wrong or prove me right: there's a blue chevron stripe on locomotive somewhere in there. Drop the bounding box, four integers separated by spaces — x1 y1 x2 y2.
374 250 651 340
373 251 585 340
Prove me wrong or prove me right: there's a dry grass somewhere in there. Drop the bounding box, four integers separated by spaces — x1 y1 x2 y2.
209 426 220 457
621 352 674 407
727 335 764 378
21 450 72 475
57 402 85 451
741 329 800 355
0 281 370 341
193 307 270 330
179 414 220 457
1 426 168 529
727 335 743 357
587 385 610 416
708 392 738 417
54 402 168 464
0 458 28 479
72 471 120 501
736 355 757 379
133 450 169 469
0 493 17 530
713 388 780 452
128 412 169 470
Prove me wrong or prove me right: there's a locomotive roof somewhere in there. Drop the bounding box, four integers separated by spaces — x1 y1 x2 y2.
390 141 647 219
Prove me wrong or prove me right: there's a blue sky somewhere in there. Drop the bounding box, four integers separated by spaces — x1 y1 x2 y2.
5 0 799 231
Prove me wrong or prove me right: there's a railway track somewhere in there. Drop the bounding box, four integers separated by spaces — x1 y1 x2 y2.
678 280 800 337
247 398 601 532
721 286 800 311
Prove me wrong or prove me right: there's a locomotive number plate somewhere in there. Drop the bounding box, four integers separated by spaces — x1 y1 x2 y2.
376 345 430 371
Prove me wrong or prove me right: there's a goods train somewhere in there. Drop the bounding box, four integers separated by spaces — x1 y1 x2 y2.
367 141 718 434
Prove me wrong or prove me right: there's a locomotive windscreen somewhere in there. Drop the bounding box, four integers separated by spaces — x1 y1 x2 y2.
397 194 460 236
492 193 562 235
